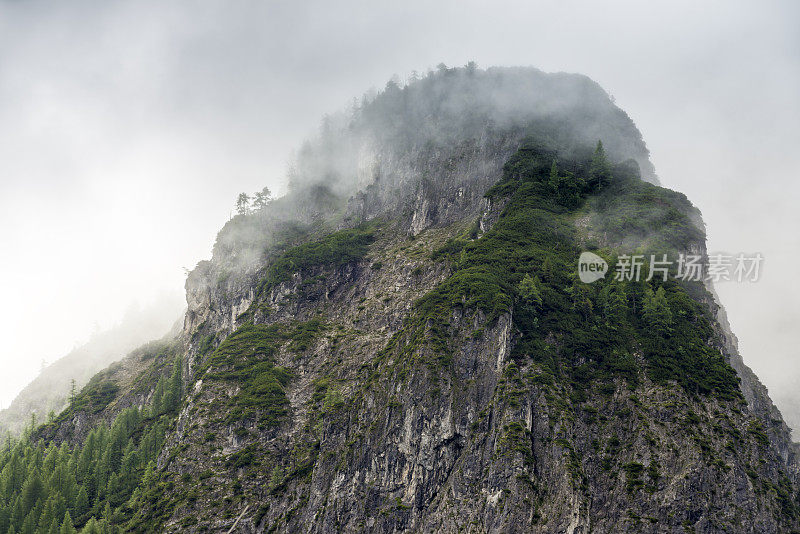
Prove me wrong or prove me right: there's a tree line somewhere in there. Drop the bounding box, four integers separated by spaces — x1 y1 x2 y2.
0 358 182 534
234 186 272 216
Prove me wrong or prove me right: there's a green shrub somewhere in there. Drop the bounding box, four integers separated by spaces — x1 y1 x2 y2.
257 223 378 297
225 445 259 469
386 143 740 401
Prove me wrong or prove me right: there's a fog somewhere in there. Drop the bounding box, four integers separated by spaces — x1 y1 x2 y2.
0 0 798 428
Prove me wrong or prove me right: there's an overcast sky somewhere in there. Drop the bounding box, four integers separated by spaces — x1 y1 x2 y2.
0 0 798 414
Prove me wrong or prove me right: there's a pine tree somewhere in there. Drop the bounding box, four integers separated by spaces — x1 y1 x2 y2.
599 282 628 327
73 487 89 521
517 274 543 308
11 495 24 529
235 193 251 216
548 160 559 192
253 187 272 210
589 140 611 190
79 517 100 534
59 471 77 507
541 257 555 282
20 474 43 516
51 495 67 531
76 435 95 485
166 358 182 413
141 461 156 489
37 498 55 533
28 413 36 436
119 445 140 496
59 512 76 534
150 378 166 418
105 473 120 507
19 512 34 534
128 487 141 508
643 286 672 332
567 279 594 318
42 447 58 476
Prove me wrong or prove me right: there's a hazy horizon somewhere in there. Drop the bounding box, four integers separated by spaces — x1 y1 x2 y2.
1 0 798 428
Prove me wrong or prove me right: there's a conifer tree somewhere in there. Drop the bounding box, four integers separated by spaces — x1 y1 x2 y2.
518 274 543 308
150 378 166 417
59 511 76 534
11 496 24 529
643 286 672 332
37 498 55 533
141 461 156 489
549 160 559 192
19 512 34 534
599 281 628 327
51 495 67 530
541 257 555 282
589 140 611 190
21 474 43 516
235 193 251 216
73 487 89 521
27 413 36 436
166 358 182 413
79 517 100 534
0 387 172 534
253 187 272 210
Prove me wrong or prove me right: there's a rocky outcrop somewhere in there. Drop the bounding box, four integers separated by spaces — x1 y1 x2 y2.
37 66 800 533
153 211 800 533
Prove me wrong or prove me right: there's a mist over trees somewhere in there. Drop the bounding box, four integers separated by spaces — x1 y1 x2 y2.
233 187 272 216
0 298 184 438
205 64 654 278
3 56 796 531
287 63 655 195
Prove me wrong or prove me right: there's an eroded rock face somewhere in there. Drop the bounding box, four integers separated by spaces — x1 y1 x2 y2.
40 67 800 533
154 179 800 533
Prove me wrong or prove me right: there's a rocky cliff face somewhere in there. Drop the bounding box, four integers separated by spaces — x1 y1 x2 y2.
35 66 800 533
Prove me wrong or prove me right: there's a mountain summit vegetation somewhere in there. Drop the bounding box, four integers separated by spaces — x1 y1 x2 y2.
1 65 798 533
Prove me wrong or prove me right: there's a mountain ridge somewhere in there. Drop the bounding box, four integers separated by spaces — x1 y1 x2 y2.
0 299 183 437
2 65 798 534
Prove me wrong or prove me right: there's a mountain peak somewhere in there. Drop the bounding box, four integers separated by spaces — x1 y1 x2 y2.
4 67 798 534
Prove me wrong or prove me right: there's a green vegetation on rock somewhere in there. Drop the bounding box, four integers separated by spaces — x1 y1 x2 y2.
395 141 740 400
198 319 329 427
256 223 378 298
